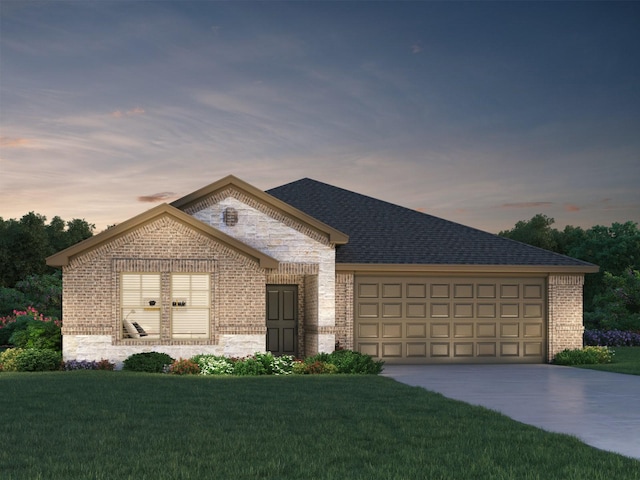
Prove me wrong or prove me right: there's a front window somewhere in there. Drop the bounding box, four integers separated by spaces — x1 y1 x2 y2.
121 273 161 339
171 274 210 339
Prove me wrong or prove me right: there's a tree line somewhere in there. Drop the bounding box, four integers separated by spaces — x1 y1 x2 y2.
499 214 640 331
0 211 638 331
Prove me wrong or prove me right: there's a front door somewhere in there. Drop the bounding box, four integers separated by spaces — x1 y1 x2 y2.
266 285 298 357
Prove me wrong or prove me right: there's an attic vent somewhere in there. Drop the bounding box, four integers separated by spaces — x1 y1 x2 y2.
223 207 238 226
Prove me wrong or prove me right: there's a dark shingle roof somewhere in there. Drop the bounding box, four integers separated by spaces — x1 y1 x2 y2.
267 178 596 268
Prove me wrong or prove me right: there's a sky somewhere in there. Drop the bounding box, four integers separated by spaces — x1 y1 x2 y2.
1 1 639 235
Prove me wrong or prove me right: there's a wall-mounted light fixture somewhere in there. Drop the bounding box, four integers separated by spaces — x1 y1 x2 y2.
223 207 238 226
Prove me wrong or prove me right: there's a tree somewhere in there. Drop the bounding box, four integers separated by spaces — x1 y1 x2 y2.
0 213 94 288
498 214 560 253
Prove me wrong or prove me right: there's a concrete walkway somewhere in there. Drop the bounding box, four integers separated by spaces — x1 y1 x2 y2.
382 364 640 461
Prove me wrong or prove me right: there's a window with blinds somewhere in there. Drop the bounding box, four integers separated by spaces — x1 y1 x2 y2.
171 274 210 339
121 273 161 338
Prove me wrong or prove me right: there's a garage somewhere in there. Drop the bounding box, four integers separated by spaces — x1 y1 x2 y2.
355 275 546 364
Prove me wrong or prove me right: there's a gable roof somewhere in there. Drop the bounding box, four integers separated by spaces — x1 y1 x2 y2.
46 203 279 269
267 178 598 273
171 175 348 245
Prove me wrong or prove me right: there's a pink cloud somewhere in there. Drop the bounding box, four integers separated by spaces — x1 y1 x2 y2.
501 202 554 209
0 136 31 147
564 204 581 212
110 107 145 118
137 192 177 203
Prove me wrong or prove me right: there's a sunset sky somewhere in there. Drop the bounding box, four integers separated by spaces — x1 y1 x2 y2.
1 1 639 234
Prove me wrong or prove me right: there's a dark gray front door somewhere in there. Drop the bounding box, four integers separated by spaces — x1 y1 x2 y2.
266 285 298 357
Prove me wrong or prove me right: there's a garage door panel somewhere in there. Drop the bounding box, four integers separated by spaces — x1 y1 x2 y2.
355 276 545 364
359 303 379 318
358 323 379 338
476 342 497 357
407 303 427 317
406 323 427 338
524 323 543 337
524 304 543 318
454 342 474 357
477 323 497 338
431 343 450 357
406 342 427 357
430 323 450 338
454 303 473 318
381 343 402 357
382 323 402 338
524 342 543 356
382 284 402 298
431 303 450 317
501 342 520 356
477 304 496 317
453 323 473 338
500 323 519 338
382 303 402 317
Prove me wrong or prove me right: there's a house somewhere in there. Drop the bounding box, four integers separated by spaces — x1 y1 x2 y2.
46 175 598 366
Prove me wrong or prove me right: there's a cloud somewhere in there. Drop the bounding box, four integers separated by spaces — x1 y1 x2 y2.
564 204 581 212
110 107 146 118
0 136 32 148
411 44 422 54
137 192 177 203
501 202 554 209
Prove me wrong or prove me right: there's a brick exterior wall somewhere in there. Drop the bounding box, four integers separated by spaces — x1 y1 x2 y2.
62 215 267 366
335 273 354 350
62 188 339 365
547 274 585 361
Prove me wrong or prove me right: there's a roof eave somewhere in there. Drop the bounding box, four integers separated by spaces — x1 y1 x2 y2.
335 263 600 274
46 203 279 269
171 175 349 245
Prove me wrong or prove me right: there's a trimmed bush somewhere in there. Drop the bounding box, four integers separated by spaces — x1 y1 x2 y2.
553 346 614 366
168 358 200 375
0 347 25 372
123 352 174 373
193 354 235 375
303 350 384 374
296 360 338 375
14 348 62 372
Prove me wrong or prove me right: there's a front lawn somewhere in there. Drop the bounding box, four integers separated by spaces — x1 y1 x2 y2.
576 346 640 375
0 372 637 479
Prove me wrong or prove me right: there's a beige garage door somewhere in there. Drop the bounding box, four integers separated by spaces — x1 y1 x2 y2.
355 276 546 364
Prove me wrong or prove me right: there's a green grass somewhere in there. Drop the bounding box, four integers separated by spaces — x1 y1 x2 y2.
0 373 638 479
577 346 640 375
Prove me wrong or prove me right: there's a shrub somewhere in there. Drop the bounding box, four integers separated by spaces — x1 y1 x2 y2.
63 359 115 371
0 347 25 372
14 348 62 372
168 358 200 375
194 354 235 375
553 346 614 366
326 349 385 374
0 307 61 350
584 329 640 347
122 352 174 373
298 360 338 375
233 356 267 376
303 350 384 374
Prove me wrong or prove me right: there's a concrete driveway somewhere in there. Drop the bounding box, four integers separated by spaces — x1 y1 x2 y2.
382 364 640 461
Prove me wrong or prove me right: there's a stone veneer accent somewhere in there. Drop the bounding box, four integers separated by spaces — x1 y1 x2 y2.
547 274 585 361
189 191 337 354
